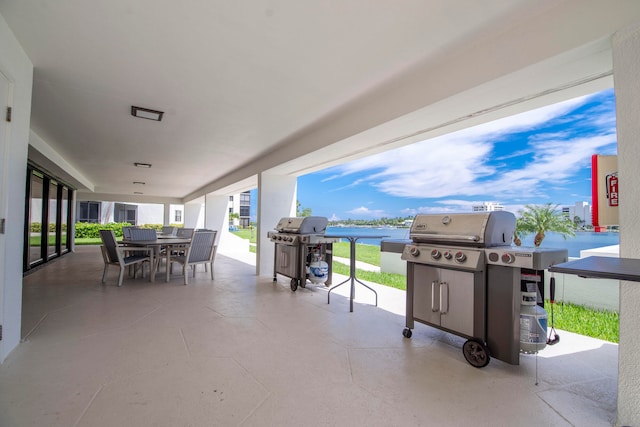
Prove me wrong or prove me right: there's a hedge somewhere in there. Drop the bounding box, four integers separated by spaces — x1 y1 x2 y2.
30 222 182 238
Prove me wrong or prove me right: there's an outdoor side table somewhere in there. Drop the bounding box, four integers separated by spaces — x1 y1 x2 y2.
325 234 388 312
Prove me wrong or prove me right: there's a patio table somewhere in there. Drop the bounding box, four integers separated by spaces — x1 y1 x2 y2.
324 234 388 312
121 237 192 282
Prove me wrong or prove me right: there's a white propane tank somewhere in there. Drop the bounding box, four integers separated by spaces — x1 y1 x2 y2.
308 254 329 284
520 291 548 353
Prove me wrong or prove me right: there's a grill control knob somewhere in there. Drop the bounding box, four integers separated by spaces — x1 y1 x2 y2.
430 249 441 259
501 253 515 264
409 246 420 257
454 251 466 263
443 251 452 260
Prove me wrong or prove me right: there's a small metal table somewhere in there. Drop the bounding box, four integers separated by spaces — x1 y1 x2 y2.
325 234 388 312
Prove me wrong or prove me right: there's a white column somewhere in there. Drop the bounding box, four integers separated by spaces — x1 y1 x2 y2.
163 203 171 226
204 193 229 243
184 197 205 229
612 23 640 427
256 172 296 277
0 16 33 362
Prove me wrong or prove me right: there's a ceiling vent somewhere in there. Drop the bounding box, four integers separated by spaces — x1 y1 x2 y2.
131 106 164 121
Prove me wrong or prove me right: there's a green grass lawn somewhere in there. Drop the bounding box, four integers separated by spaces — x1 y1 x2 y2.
332 242 380 265
231 229 256 243
544 300 618 343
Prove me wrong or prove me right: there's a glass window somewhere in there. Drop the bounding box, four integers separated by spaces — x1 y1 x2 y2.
78 201 100 223
240 206 250 217
47 181 58 258
175 210 182 222
28 171 44 266
61 187 69 252
25 166 75 271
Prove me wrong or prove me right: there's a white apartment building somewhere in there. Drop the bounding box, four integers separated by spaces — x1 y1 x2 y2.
562 201 592 226
228 191 251 228
472 202 505 212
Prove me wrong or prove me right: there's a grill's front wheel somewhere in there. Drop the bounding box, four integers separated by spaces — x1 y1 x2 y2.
463 339 490 368
290 278 298 291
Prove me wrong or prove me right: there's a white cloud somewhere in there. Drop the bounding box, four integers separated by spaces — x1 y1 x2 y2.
346 206 389 218
327 92 616 201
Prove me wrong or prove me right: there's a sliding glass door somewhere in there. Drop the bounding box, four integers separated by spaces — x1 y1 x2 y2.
24 166 74 272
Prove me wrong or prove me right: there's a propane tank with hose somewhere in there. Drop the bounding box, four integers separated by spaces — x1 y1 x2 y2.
308 252 329 285
520 291 548 354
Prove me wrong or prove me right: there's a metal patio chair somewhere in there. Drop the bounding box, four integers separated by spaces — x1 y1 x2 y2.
161 226 177 236
176 228 194 238
168 230 217 285
99 230 153 287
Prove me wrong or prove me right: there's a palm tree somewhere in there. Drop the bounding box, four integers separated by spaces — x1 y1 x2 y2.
514 203 576 247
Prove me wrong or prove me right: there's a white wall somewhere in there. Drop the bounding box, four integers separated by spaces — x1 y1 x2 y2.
136 204 163 225
257 173 296 278
612 22 640 427
0 13 33 362
184 198 205 229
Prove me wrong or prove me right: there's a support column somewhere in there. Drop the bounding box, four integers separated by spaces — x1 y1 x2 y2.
257 172 296 278
612 23 640 427
204 193 229 243
184 197 205 229
163 203 171 226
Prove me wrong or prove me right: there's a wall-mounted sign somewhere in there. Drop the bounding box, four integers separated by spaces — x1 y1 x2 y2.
606 172 618 207
592 154 618 229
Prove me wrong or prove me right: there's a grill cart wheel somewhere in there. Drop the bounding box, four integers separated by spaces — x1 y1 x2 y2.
463 339 490 368
402 328 412 338
290 278 299 291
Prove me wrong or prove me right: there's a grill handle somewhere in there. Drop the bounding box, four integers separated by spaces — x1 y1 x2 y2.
413 234 480 243
440 282 449 314
431 281 439 312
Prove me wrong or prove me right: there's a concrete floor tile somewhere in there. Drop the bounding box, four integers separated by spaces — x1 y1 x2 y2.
0 246 620 426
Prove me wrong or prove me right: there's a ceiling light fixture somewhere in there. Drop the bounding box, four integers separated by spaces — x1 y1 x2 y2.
131 106 164 121
134 162 152 168
133 181 146 185
133 191 144 195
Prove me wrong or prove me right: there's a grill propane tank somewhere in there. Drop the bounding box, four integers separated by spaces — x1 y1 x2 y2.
520 292 548 353
308 253 329 285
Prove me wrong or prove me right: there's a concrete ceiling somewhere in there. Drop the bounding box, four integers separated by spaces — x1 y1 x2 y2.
2 1 640 203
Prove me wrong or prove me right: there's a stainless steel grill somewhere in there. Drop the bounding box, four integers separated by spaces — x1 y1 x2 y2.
401 212 567 367
268 216 340 291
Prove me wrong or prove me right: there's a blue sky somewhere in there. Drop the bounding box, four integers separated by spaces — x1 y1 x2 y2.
253 88 617 221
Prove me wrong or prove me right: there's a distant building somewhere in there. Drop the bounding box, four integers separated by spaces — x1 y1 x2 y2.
562 201 592 226
228 191 251 228
76 201 183 226
472 202 505 212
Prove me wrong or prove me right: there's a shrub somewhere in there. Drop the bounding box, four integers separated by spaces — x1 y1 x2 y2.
75 222 133 238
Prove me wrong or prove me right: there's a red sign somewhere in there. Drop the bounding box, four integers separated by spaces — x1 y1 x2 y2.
606 173 618 207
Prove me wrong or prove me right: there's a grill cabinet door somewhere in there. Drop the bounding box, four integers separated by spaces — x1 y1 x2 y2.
412 265 475 337
438 269 474 337
274 244 299 279
412 264 443 326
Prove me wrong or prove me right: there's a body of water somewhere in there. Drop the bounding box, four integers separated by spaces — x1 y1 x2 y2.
326 226 619 258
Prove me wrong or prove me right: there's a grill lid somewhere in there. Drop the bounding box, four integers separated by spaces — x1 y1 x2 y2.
274 216 328 234
409 211 516 247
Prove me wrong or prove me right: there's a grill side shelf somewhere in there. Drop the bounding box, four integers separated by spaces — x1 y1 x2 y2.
549 256 640 282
